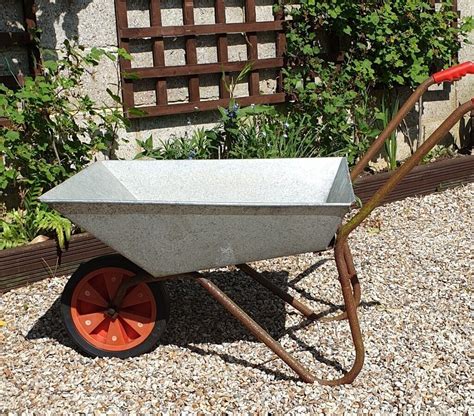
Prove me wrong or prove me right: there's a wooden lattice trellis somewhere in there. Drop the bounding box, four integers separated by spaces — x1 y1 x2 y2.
114 0 286 118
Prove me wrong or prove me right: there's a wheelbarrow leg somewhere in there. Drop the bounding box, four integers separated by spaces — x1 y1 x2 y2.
195 258 364 385
194 274 316 383
318 240 365 385
320 242 361 322
237 243 361 324
237 263 320 320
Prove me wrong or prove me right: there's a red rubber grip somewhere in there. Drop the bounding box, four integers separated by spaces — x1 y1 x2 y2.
433 62 474 83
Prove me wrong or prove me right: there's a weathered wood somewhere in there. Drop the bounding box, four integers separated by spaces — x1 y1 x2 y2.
114 0 135 110
124 58 283 79
244 0 260 96
183 0 200 102
274 5 286 93
215 0 230 99
150 0 168 105
131 93 287 117
353 155 474 204
0 32 31 46
22 0 41 76
119 21 283 39
114 0 285 117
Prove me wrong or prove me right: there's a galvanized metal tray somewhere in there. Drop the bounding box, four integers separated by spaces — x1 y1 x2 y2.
40 158 354 277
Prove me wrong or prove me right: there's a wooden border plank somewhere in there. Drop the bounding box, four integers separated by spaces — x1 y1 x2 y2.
353 156 474 204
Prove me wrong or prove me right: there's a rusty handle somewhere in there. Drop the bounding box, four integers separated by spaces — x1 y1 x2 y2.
351 62 474 181
341 98 474 241
350 77 435 180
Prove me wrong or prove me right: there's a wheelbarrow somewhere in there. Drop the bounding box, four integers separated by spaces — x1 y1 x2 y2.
40 62 474 385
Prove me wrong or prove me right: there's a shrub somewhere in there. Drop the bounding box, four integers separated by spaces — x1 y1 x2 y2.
0 40 130 249
283 0 474 163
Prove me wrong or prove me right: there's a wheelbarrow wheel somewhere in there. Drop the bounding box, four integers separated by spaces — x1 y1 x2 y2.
61 254 169 358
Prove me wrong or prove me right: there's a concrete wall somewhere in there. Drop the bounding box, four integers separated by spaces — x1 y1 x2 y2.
1 0 473 161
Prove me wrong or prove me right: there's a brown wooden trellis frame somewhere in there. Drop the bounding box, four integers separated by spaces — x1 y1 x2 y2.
0 0 41 127
114 0 286 118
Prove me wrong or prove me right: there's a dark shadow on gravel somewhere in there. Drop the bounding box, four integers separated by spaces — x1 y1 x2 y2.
27 260 380 380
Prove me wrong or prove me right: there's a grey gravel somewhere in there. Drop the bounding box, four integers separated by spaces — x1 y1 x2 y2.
1 184 473 414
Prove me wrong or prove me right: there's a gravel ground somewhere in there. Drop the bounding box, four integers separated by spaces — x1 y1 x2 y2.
1 184 473 414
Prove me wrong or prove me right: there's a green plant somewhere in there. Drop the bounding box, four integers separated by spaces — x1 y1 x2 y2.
135 62 321 161
0 40 130 200
378 93 400 170
228 112 319 159
0 183 72 250
135 108 321 161
283 0 473 165
135 128 218 160
0 40 133 249
421 144 455 164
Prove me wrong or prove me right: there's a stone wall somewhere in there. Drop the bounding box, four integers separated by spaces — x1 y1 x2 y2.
1 0 473 160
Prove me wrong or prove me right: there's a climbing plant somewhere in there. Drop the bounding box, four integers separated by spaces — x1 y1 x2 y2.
283 0 473 163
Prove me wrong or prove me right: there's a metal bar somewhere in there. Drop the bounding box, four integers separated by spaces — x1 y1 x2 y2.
417 95 424 149
120 21 283 39
194 274 315 383
320 243 361 323
351 77 435 181
318 241 365 385
149 0 168 105
131 92 286 117
237 263 318 320
111 271 195 307
124 58 283 79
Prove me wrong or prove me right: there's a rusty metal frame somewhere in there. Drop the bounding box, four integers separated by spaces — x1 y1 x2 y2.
113 0 286 118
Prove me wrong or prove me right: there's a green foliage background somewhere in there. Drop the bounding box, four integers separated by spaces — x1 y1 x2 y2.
283 0 473 163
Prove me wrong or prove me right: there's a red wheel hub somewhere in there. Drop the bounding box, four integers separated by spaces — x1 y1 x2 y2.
70 267 157 351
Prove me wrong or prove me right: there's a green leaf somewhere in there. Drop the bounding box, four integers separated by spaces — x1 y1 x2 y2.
127 107 147 117
117 48 133 61
106 88 122 104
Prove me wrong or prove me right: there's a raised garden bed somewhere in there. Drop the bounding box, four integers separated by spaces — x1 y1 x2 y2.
1 155 473 293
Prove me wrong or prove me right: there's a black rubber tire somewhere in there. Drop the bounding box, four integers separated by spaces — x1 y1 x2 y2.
61 254 170 359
